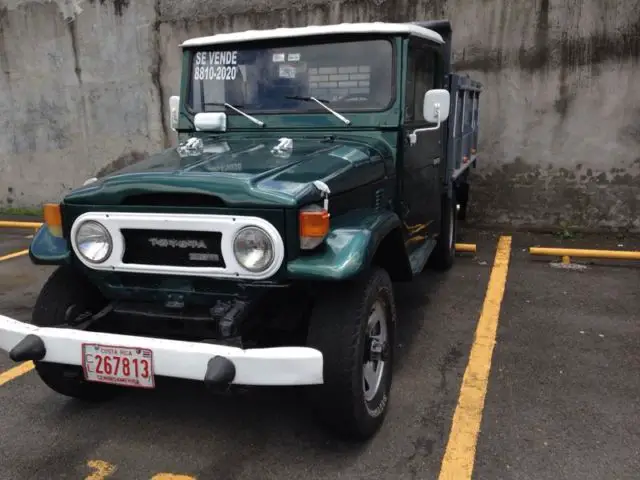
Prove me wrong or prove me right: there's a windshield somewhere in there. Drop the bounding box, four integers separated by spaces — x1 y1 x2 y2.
186 39 394 115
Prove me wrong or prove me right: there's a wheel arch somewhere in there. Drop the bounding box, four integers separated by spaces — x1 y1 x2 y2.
286 209 412 282
370 227 412 282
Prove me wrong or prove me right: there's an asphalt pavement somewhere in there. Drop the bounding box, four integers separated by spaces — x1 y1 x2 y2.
474 232 640 480
0 226 638 480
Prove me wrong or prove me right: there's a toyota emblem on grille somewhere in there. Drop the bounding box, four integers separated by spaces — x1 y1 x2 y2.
148 237 208 249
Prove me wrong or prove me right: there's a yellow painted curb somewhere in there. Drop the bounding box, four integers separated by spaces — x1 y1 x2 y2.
0 221 42 229
455 243 477 253
529 246 640 261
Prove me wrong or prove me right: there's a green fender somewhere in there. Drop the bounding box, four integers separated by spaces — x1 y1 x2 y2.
286 209 410 281
29 225 71 265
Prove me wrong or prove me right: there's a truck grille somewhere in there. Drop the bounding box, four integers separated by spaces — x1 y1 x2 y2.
121 229 226 268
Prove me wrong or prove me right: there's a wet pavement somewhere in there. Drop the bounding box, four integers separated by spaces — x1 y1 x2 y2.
0 225 638 480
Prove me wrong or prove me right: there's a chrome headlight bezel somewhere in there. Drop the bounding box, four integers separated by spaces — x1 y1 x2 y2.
74 220 113 264
232 226 275 273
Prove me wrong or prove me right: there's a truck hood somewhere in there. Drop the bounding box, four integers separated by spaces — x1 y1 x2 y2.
65 134 391 208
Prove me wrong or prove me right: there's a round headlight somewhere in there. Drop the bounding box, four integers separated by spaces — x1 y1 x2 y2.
75 220 113 263
233 226 274 272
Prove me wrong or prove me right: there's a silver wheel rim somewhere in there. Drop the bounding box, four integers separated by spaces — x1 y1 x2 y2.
363 299 388 402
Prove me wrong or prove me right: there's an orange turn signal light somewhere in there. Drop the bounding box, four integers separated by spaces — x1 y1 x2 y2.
43 203 61 227
43 203 63 237
299 209 330 238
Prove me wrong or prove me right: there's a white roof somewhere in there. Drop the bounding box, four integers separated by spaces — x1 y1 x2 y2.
180 22 444 48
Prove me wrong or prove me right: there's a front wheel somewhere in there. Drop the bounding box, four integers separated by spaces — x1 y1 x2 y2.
31 266 120 402
306 266 396 440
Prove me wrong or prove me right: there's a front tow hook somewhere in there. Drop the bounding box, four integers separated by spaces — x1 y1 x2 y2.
9 334 46 362
204 356 236 386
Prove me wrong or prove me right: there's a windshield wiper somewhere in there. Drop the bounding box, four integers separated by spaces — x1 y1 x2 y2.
285 96 351 125
203 102 265 127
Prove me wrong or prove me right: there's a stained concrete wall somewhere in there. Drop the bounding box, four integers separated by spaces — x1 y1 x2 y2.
0 0 638 231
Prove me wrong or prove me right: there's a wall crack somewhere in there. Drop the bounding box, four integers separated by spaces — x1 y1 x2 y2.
67 19 82 84
151 0 170 149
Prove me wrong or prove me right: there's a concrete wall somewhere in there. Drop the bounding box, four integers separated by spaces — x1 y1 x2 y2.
0 0 638 231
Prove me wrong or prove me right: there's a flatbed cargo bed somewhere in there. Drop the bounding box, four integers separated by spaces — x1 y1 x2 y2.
448 73 481 181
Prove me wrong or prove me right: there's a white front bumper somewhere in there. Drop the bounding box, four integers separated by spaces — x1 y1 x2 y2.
0 314 324 386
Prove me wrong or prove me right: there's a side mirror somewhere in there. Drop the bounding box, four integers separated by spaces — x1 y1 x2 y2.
423 89 450 123
408 88 451 146
169 96 180 131
194 112 227 132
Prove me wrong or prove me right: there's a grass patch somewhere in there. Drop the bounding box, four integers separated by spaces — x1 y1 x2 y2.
553 220 579 240
0 206 42 217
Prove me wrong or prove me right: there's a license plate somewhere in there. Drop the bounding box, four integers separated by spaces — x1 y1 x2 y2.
82 343 155 388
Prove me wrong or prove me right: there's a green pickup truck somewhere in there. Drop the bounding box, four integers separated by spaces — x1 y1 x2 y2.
0 20 481 440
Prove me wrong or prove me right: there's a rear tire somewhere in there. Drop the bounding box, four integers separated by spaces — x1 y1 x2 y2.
429 189 457 271
31 266 119 402
305 266 396 440
457 181 469 221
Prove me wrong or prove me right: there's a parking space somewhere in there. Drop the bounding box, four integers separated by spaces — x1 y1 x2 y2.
0 228 47 375
473 232 640 480
0 226 638 479
0 227 34 257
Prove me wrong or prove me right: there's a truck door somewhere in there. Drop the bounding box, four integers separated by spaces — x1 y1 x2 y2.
401 38 443 252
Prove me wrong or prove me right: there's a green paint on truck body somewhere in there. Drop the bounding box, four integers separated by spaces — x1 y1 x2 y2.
63 132 395 208
286 209 407 281
29 25 480 301
31 129 407 284
29 225 71 265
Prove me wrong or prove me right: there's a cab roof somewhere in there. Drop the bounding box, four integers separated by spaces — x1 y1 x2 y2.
180 22 444 48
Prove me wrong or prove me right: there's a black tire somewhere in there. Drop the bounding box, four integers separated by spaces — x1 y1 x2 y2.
305 266 396 440
31 266 119 402
429 189 457 271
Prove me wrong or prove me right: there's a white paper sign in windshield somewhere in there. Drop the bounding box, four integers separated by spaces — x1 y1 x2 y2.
193 51 238 81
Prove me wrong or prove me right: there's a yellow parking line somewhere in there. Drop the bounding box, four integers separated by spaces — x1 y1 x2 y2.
85 460 116 480
0 249 29 262
0 249 35 385
438 235 512 480
0 361 35 386
151 475 196 480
